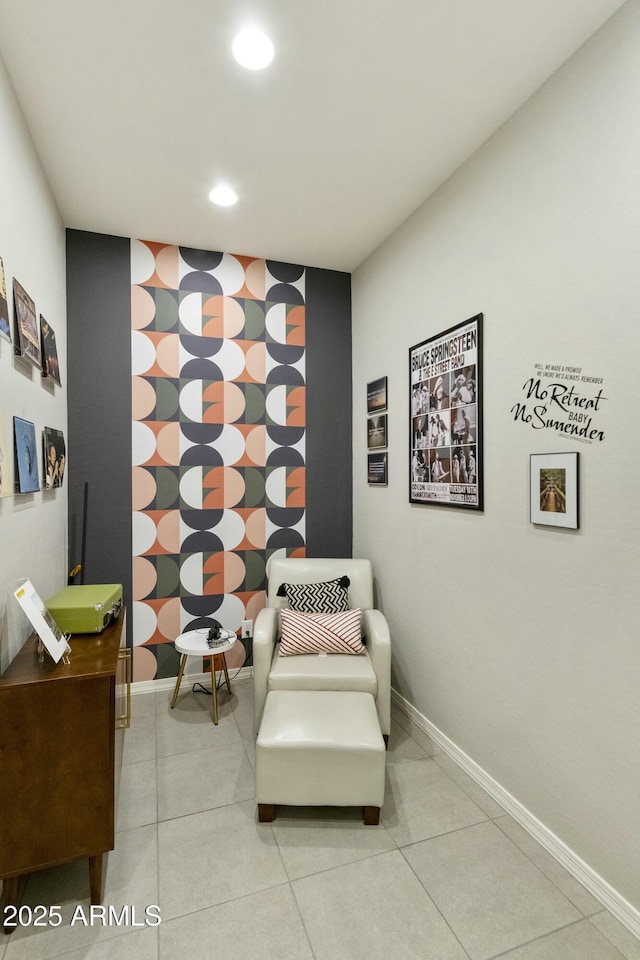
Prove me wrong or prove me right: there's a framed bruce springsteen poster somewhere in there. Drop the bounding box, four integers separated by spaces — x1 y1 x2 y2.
409 313 483 510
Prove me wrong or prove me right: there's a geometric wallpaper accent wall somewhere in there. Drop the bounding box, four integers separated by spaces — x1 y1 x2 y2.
130 240 306 681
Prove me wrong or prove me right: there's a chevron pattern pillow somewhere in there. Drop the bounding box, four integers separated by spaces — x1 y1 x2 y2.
279 608 364 656
276 575 350 613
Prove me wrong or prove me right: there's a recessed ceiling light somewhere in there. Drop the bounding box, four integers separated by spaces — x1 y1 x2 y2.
209 185 238 207
231 28 274 70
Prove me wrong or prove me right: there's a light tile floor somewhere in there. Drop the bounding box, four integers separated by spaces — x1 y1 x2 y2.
1 677 639 960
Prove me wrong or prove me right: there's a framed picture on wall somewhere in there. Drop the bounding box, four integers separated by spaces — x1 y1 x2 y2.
14 416 40 493
43 426 66 489
530 451 579 529
409 313 483 510
40 316 62 385
367 376 387 414
367 414 387 450
13 278 41 368
0 257 10 344
368 451 387 485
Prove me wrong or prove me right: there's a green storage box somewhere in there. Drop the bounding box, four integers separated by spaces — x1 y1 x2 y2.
45 584 123 634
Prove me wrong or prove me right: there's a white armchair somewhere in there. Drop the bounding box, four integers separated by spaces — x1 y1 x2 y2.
253 558 391 741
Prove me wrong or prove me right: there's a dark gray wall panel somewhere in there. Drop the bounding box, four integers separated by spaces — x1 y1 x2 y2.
65 230 132 640
305 267 352 557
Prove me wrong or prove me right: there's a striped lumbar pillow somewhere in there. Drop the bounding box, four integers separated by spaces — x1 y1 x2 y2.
279 608 364 656
276 576 350 613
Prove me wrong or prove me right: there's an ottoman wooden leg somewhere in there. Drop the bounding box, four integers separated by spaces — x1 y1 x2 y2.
363 806 380 825
258 803 275 822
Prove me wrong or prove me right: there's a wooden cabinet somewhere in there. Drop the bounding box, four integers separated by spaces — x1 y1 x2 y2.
0 612 129 930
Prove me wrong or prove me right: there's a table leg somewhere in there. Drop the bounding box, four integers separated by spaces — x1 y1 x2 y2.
210 656 219 724
2 875 22 934
170 654 187 708
89 853 104 903
221 652 232 693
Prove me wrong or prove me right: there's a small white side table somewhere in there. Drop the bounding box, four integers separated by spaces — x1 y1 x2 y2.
170 629 237 724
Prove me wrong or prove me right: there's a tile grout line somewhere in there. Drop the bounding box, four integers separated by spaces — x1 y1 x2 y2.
155 878 294 931
430 752 506 818
397 844 474 960
483 915 628 960
287 881 319 960
271 820 400 882
396 838 616 960
491 814 606 920
585 913 639 960
267 820 318 959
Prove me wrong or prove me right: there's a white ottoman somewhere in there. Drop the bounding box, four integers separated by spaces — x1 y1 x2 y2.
256 690 386 825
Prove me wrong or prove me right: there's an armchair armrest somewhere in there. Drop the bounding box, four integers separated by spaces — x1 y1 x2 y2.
253 606 278 733
362 608 391 737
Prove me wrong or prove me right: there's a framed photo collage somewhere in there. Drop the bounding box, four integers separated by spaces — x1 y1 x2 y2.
367 376 387 485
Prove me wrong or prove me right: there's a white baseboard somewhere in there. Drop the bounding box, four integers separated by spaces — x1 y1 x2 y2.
131 665 253 697
391 688 640 941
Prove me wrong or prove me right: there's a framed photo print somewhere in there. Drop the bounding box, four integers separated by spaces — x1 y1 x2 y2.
13 278 41 368
40 316 61 385
409 313 483 510
14 416 40 493
367 376 387 414
530 452 579 529
367 414 387 450
368 452 387 485
0 256 10 344
43 426 66 488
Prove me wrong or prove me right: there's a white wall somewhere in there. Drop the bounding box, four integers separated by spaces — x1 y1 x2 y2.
353 0 639 918
0 53 68 672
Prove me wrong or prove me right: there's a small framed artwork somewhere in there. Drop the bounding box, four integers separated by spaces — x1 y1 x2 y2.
368 451 387 485
367 414 387 450
13 278 41 368
40 316 61 385
43 426 66 488
14 416 40 493
14 579 71 664
0 257 10 344
367 376 387 414
530 452 579 529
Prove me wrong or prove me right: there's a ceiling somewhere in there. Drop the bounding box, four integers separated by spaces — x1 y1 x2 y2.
0 0 627 272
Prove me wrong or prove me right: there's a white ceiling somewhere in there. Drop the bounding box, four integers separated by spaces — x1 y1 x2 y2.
0 0 627 272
